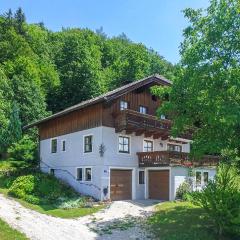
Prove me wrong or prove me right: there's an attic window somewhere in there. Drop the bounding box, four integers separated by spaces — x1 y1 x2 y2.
120 100 128 110
152 95 157 101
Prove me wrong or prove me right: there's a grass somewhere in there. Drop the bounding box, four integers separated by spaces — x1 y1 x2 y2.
0 181 103 219
0 160 104 219
0 218 28 240
148 201 219 240
18 199 103 218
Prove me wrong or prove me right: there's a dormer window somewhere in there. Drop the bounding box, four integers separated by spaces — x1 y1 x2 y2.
139 106 147 114
120 100 128 110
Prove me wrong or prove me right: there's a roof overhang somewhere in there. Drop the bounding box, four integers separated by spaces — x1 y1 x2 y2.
23 74 172 129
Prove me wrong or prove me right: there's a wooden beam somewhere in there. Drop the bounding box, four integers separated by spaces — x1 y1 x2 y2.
135 129 145 136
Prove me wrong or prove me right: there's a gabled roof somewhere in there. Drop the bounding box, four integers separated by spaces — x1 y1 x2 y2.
24 74 172 129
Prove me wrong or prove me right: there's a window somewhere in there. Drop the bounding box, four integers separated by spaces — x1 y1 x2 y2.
51 139 57 153
85 168 92 181
203 172 209 184
120 100 128 110
143 140 153 152
118 136 130 153
139 106 147 114
76 168 83 181
139 170 145 184
160 114 166 119
50 169 55 175
167 144 182 152
84 135 93 153
62 140 66 151
196 171 201 186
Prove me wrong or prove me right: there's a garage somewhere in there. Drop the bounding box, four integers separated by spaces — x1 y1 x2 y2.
110 169 132 201
148 170 169 200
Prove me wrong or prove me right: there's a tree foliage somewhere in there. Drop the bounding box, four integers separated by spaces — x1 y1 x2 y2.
153 0 240 162
0 8 175 156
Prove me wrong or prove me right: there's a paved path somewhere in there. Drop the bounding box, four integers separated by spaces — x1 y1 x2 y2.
0 194 159 240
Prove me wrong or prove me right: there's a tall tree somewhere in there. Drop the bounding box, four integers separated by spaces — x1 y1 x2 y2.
153 0 240 164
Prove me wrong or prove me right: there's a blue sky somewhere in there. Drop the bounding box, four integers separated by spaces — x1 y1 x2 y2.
0 0 209 63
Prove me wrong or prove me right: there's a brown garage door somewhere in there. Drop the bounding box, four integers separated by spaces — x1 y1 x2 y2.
149 170 169 200
110 170 132 201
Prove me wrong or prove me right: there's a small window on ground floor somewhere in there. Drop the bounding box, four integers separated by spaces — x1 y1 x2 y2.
196 171 202 186
50 169 55 175
85 168 92 181
203 172 209 185
76 168 83 181
139 170 145 184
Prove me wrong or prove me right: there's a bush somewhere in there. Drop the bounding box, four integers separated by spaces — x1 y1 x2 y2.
190 164 240 238
7 135 37 166
8 173 80 204
176 181 192 200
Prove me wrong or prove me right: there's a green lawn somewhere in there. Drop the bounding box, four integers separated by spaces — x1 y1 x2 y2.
0 218 28 240
0 185 103 219
18 199 104 218
0 160 104 219
148 201 220 240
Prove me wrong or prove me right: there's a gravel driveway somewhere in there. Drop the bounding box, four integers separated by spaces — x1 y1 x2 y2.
0 194 159 240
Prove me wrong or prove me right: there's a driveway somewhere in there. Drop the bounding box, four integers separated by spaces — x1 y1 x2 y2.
0 194 159 240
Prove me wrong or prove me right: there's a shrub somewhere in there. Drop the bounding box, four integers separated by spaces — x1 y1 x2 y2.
8 175 35 199
176 181 192 200
7 135 37 166
190 163 240 238
8 173 80 205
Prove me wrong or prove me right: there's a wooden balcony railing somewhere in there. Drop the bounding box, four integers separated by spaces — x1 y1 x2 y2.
114 109 171 136
137 151 219 167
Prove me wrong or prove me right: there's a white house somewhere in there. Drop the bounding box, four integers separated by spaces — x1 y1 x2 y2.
25 75 218 201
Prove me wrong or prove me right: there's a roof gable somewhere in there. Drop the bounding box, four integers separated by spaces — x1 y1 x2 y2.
24 74 171 128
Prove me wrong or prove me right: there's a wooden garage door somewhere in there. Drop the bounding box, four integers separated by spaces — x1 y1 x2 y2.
110 170 132 201
149 170 169 200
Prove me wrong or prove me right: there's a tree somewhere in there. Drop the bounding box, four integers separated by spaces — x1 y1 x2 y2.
14 7 26 35
153 0 240 164
0 102 22 152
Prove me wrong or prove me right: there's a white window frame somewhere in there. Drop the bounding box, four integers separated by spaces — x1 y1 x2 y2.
61 139 66 152
138 170 145 185
143 139 154 152
118 135 131 154
195 170 210 187
50 138 57 154
120 100 128 111
139 105 147 114
84 167 92 182
167 143 182 152
83 134 93 154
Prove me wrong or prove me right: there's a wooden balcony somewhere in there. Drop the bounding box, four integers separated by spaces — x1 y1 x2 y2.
137 151 219 167
114 109 172 139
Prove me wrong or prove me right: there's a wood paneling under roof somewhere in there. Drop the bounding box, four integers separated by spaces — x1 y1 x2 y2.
33 75 171 140
39 103 103 140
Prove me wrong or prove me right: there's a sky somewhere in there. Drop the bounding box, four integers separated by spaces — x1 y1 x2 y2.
0 0 209 64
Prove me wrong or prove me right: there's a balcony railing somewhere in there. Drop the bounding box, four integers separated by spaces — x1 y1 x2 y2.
137 151 219 167
114 109 171 136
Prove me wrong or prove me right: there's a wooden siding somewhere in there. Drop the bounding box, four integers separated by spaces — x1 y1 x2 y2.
39 103 103 140
39 84 163 140
103 84 162 127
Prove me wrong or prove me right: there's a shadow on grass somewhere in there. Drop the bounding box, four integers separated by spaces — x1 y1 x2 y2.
148 202 217 240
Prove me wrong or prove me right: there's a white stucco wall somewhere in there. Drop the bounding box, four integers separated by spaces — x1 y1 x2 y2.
40 125 211 201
